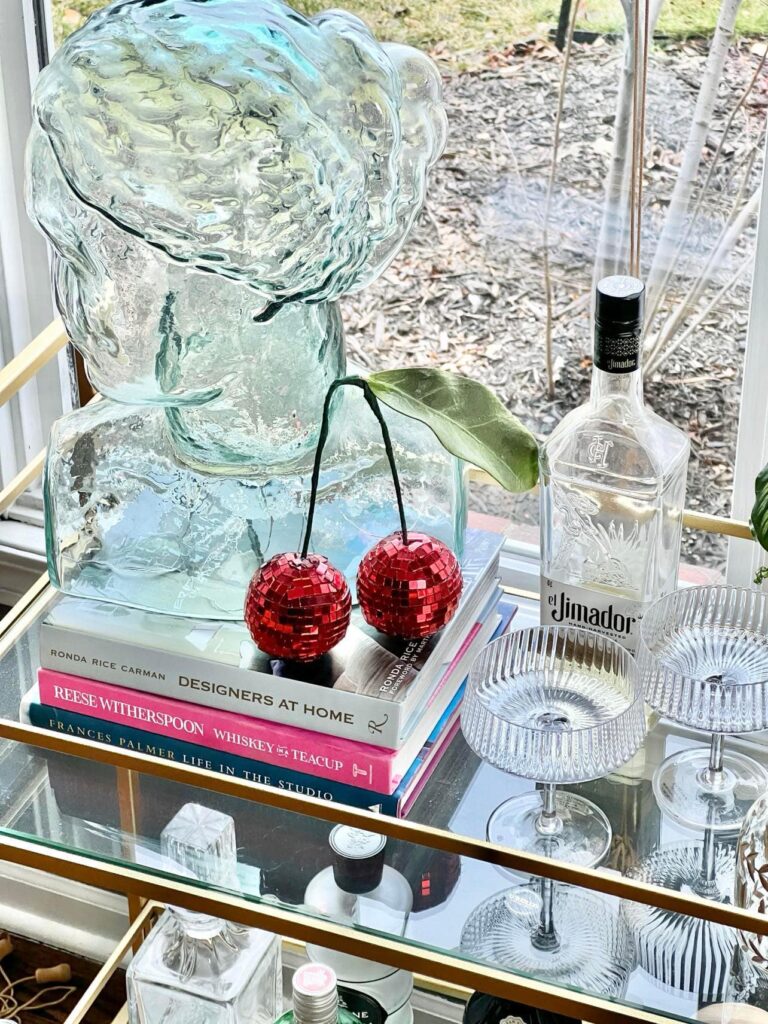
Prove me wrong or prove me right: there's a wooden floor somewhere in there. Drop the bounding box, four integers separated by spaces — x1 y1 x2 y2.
1 933 126 1024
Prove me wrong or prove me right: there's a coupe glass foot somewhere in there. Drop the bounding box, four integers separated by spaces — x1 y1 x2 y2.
487 790 611 868
461 882 633 998
653 747 768 832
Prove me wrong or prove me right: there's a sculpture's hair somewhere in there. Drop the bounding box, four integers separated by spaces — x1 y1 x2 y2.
30 0 446 304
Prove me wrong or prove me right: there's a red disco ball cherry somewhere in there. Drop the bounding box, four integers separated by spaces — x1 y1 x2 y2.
357 531 463 639
244 552 351 662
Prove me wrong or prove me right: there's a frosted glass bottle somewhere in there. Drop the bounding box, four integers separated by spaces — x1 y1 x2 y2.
304 827 413 1024
127 803 282 1024
274 964 359 1024
540 276 690 654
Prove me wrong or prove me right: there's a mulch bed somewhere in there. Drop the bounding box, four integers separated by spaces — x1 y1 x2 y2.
341 36 767 567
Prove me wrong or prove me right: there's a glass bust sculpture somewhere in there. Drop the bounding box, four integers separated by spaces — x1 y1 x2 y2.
27 0 464 618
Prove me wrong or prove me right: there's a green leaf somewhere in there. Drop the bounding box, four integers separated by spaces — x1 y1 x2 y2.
367 367 539 492
751 461 768 551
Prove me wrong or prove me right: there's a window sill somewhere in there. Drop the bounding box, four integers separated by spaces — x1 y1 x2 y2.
0 519 46 606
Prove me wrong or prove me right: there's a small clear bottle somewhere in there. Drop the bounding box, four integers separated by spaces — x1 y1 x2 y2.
304 827 413 1024
274 964 359 1024
127 803 282 1024
540 275 690 654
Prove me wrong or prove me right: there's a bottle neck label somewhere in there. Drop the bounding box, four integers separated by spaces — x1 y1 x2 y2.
594 328 641 374
338 986 388 1023
540 577 646 654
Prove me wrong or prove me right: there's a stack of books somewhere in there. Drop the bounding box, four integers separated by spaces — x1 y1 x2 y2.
23 529 513 817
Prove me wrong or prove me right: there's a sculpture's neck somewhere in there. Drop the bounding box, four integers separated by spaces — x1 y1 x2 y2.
166 300 346 473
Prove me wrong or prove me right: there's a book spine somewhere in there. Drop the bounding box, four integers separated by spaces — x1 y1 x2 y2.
27 702 401 815
37 667 403 793
39 623 403 747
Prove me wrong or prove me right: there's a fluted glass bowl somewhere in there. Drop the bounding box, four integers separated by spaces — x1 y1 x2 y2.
639 586 768 831
462 626 646 867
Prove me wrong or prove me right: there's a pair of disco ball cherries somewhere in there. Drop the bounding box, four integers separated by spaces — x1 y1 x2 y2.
244 378 463 662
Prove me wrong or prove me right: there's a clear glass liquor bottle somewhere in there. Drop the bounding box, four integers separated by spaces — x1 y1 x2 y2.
127 803 282 1024
274 964 358 1024
304 827 413 1024
539 276 689 654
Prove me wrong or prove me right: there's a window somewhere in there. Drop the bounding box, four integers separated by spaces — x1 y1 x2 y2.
0 0 69 601
5 0 768 597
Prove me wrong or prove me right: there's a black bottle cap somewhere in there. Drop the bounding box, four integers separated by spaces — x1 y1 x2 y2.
594 275 644 373
463 992 579 1024
595 275 645 332
329 825 386 894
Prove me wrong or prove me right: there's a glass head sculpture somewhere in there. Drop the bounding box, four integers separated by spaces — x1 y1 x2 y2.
27 0 465 618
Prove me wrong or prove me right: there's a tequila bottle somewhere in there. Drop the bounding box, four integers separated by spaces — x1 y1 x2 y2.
127 803 282 1024
304 827 413 1024
540 276 689 653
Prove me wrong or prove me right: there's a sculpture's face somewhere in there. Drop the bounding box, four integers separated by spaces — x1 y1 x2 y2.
27 0 447 407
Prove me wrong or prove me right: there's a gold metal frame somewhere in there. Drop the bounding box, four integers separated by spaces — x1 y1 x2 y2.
0 834 693 1024
0 319 763 1023
64 901 159 1024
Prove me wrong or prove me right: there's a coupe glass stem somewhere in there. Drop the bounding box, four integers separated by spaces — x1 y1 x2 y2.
536 783 563 836
700 733 725 789
531 876 560 952
692 825 722 901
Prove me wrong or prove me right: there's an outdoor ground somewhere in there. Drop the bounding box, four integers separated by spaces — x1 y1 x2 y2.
51 1 768 570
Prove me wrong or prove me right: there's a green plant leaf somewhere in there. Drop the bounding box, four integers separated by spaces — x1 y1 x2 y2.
367 367 539 492
752 461 768 551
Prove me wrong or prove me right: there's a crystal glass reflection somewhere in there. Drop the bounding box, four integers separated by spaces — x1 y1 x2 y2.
27 0 465 617
461 626 646 866
460 882 634 998
622 840 737 1002
639 586 768 832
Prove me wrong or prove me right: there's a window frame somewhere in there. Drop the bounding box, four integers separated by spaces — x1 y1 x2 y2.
0 0 66 595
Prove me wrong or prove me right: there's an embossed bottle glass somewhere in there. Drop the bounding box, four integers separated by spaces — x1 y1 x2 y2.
127 804 282 1024
540 276 690 654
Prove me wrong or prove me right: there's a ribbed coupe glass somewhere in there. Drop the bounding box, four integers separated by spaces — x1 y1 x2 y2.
461 626 646 866
639 585 768 832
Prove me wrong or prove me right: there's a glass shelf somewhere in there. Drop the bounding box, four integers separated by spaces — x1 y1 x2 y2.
3 583 768 1023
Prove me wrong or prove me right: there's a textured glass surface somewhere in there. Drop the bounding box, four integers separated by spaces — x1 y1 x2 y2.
460 882 634 998
462 627 645 783
127 805 282 1024
623 841 737 1001
27 0 463 617
736 792 768 974
461 625 645 867
639 586 768 832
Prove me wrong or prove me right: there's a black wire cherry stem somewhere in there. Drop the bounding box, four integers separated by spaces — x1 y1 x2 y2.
301 375 408 559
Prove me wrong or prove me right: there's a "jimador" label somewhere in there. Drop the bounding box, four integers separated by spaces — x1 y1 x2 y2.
540 576 646 654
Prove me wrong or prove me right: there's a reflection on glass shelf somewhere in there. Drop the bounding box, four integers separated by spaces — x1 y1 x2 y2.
460 881 633 997
5 595 768 1021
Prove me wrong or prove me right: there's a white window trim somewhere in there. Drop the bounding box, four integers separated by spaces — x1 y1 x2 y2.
0 0 63 600
729 128 768 588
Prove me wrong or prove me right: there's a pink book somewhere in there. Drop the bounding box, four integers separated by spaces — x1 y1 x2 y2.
37 619 485 795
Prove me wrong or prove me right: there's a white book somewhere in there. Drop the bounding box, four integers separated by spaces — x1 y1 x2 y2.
40 529 503 747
